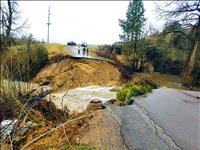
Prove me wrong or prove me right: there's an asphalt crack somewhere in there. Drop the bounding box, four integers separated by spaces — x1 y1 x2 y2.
133 102 183 150
105 108 131 150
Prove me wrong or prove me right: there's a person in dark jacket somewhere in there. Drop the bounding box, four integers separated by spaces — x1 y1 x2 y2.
83 47 86 55
78 46 80 54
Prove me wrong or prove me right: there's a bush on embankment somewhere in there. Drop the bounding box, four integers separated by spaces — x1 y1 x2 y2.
116 77 157 105
1 44 48 81
116 84 154 105
0 42 48 121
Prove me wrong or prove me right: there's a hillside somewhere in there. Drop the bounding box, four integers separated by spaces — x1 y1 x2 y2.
33 57 125 91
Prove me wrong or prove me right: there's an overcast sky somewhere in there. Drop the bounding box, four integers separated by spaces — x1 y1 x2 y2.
18 1 166 45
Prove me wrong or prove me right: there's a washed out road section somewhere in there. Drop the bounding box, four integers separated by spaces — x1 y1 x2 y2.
46 86 116 113
47 86 200 149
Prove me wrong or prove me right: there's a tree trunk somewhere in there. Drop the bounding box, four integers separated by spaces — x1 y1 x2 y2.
182 26 200 85
6 0 12 46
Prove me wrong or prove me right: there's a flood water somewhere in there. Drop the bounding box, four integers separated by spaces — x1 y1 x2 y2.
47 86 116 113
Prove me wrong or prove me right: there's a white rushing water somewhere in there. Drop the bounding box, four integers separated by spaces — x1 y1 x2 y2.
46 86 118 113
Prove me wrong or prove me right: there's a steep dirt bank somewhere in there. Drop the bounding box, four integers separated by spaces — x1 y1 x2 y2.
32 57 126 91
80 109 128 150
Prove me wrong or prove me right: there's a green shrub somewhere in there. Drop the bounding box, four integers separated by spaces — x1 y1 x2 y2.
125 88 135 104
143 84 154 92
116 88 129 102
116 84 155 105
55 145 95 150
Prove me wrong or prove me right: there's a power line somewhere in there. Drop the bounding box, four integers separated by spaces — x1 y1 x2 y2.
46 6 51 43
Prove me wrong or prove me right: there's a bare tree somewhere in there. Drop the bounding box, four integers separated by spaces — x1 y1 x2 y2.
0 0 27 52
157 1 200 85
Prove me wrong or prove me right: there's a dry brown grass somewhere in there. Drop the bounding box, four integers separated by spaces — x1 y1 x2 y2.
12 110 93 150
133 72 200 91
87 45 100 56
44 43 69 60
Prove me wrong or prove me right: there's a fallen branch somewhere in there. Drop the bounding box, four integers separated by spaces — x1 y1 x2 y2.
21 113 93 150
63 124 74 150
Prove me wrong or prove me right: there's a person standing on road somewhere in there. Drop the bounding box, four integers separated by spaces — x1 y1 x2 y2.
83 47 86 55
78 46 80 54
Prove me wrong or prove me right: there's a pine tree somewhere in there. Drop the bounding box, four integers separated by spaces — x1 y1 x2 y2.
119 0 145 52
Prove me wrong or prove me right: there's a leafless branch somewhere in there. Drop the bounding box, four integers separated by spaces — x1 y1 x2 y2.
20 113 92 150
63 124 74 150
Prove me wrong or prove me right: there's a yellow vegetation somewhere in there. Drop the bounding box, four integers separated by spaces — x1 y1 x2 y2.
134 72 200 91
44 43 69 59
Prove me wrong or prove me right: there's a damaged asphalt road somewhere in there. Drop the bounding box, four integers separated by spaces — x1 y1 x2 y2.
107 88 200 150
45 85 199 150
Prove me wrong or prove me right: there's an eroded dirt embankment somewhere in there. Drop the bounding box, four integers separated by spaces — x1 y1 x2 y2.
33 57 126 91
80 109 129 150
1 56 131 149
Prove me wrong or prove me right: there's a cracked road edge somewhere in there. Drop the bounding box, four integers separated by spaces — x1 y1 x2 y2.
134 102 183 150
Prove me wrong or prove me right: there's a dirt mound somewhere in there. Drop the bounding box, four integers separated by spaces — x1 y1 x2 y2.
33 58 125 91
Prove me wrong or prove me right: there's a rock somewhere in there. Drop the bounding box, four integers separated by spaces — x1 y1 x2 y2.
86 99 105 111
103 99 116 107
90 99 102 103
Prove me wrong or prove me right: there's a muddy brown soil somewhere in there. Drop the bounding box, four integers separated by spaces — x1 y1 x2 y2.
80 110 128 150
33 57 125 91
1 108 92 150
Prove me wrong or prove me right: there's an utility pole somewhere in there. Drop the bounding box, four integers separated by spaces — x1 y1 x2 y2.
46 6 51 43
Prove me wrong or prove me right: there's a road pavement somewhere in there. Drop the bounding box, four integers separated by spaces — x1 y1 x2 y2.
65 45 96 59
107 88 200 150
